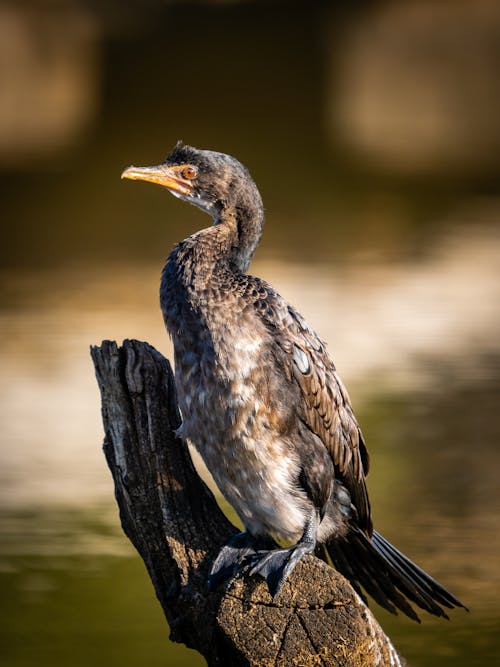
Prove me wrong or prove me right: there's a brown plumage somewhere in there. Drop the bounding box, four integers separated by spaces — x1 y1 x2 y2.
268 301 371 529
121 143 466 621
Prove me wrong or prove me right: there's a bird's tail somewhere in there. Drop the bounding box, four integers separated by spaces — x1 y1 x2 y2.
324 529 466 622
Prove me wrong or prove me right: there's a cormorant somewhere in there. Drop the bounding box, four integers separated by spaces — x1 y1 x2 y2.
122 143 465 621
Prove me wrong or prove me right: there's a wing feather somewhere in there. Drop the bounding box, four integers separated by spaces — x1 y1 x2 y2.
248 279 372 535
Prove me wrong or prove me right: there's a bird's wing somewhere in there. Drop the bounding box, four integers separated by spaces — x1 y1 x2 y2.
249 279 372 535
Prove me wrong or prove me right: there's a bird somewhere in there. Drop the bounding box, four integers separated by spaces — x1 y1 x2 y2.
121 142 466 621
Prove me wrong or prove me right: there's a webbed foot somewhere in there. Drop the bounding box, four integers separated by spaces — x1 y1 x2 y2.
208 531 274 591
249 509 318 598
249 541 315 597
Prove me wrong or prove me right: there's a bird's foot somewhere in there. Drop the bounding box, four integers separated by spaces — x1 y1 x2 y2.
249 541 315 598
249 510 318 598
208 531 274 591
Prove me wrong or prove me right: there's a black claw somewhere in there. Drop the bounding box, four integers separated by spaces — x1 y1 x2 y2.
208 531 261 591
250 543 314 597
209 511 318 597
248 510 318 597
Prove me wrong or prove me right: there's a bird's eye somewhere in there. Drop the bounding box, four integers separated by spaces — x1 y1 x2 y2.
181 166 197 180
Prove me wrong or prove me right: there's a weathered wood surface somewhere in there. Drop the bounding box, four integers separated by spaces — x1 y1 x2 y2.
91 339 405 667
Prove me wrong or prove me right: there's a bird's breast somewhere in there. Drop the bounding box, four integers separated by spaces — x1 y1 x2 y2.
169 305 310 541
173 307 270 438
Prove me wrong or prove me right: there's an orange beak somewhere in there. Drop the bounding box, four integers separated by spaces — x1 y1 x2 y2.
121 164 192 196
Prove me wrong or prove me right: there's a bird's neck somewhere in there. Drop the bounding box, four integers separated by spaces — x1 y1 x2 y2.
215 198 264 273
175 199 264 287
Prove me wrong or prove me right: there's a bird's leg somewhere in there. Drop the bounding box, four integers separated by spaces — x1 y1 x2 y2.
208 531 275 591
249 508 318 598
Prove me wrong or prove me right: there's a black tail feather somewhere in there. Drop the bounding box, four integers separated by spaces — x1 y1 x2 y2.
372 532 462 611
324 534 422 622
325 529 466 622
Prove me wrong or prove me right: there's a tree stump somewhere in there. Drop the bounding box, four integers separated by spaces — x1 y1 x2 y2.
91 339 405 666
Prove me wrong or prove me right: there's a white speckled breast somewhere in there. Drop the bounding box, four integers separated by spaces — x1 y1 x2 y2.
173 308 310 542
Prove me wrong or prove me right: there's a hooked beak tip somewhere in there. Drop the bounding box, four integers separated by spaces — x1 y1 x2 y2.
121 166 142 181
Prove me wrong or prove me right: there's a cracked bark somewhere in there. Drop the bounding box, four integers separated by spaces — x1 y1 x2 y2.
91 339 406 667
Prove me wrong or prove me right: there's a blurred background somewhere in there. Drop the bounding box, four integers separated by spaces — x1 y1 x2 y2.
1 0 499 665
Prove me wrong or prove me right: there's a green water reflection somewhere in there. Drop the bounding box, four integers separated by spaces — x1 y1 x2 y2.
0 555 203 667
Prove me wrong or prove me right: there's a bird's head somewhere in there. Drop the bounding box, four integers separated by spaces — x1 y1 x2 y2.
121 141 262 221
